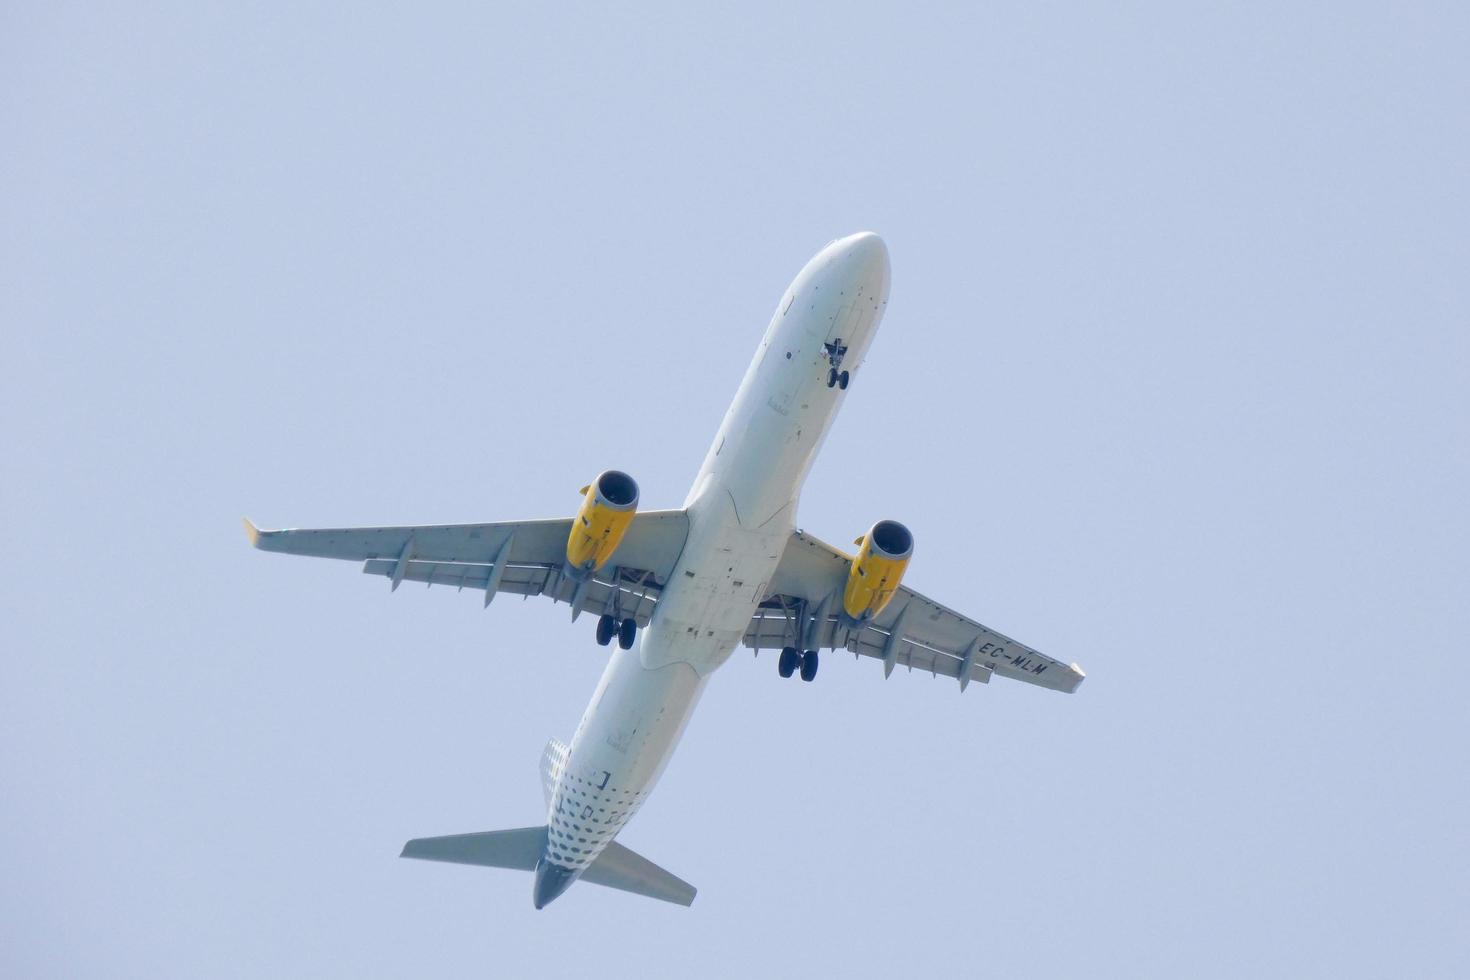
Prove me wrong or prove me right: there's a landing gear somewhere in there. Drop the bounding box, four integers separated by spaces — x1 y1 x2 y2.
596 615 636 649
824 338 850 389
778 647 819 681
778 646 800 678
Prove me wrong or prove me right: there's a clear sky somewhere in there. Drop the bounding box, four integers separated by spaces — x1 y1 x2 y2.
3 3 1467 977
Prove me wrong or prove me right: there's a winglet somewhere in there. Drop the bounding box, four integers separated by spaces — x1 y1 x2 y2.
242 517 262 548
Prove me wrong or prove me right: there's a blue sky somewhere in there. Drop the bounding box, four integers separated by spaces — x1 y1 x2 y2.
3 3 1467 977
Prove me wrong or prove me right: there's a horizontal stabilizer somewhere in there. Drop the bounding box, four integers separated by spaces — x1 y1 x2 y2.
400 827 545 871
400 825 695 907
581 840 697 907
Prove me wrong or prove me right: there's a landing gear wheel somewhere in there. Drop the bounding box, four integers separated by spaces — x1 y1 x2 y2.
778 647 800 678
800 649 819 682
617 618 637 650
827 367 839 388
595 614 615 647
838 370 850 390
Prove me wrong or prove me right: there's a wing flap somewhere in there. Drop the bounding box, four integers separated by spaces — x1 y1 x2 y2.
249 518 569 565
744 609 993 687
363 559 662 626
247 509 689 582
246 509 687 622
752 530 1085 694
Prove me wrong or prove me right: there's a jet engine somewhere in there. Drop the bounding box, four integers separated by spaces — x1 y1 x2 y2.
566 470 640 575
842 520 913 622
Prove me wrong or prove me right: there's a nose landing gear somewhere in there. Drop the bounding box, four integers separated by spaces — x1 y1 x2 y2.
824 339 851 390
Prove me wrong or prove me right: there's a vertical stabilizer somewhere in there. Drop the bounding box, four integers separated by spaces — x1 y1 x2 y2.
540 738 570 807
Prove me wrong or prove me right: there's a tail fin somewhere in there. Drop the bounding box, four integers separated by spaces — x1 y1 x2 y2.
540 737 569 806
400 826 545 870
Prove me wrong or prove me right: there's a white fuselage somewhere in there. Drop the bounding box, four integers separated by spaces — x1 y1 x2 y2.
541 233 890 877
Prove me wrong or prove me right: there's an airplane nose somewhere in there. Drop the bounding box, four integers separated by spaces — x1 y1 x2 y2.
532 859 579 909
843 230 888 263
825 231 890 284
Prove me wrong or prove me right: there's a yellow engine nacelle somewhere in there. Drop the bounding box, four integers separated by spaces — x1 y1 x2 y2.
566 470 640 575
842 520 914 622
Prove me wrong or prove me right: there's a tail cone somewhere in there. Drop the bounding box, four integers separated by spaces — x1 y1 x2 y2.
532 859 579 909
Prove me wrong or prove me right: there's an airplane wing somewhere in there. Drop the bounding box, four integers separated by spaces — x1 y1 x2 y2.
243 511 689 626
745 530 1085 693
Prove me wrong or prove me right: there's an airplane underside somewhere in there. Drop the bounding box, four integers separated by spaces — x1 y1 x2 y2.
246 231 1084 909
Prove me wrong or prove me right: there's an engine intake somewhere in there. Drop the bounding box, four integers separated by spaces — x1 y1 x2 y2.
842 519 913 622
566 470 640 575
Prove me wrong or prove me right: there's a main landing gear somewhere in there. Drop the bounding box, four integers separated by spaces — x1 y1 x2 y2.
596 614 638 650
778 646 819 682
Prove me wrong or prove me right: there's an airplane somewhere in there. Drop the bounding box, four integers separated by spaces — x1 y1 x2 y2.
244 231 1085 909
